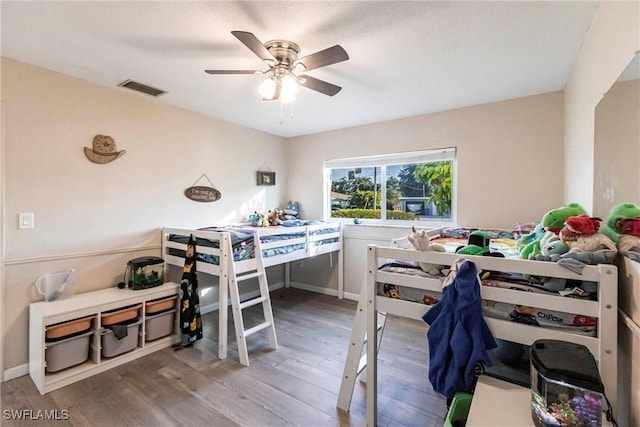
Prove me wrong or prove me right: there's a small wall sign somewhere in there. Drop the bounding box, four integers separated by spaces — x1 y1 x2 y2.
184 186 221 203
185 174 221 203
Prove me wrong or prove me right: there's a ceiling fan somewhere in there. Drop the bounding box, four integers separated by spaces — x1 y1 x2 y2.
205 31 349 102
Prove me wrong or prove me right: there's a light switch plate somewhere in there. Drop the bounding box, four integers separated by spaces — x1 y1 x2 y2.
19 212 34 229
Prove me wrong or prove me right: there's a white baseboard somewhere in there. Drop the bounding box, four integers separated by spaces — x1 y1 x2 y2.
3 363 28 382
200 282 285 315
289 281 339 297
342 291 360 301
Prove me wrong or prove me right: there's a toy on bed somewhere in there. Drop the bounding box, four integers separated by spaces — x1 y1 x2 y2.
524 214 616 293
616 218 640 261
559 215 616 252
407 226 446 276
603 202 640 261
283 200 300 220
519 203 588 259
455 230 505 258
602 202 640 242
248 211 264 227
267 208 284 226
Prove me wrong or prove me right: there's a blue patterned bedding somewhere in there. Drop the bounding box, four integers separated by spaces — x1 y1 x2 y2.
167 225 339 265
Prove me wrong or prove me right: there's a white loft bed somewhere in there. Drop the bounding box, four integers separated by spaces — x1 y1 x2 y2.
356 244 618 426
162 222 343 361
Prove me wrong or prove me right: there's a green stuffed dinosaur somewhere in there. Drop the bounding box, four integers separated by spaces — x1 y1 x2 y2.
519 203 588 259
602 203 640 242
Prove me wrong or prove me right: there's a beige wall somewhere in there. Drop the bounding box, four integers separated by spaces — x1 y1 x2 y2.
286 92 565 229
1 58 287 373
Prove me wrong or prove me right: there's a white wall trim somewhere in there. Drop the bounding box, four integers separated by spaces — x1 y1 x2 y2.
3 363 28 382
4 245 162 266
289 281 339 297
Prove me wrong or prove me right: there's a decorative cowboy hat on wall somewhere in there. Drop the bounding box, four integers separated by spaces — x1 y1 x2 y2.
84 135 126 164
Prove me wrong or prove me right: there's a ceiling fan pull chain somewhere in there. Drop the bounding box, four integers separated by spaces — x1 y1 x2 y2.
289 102 294 119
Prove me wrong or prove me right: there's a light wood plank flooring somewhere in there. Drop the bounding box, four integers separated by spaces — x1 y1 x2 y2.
1 288 447 426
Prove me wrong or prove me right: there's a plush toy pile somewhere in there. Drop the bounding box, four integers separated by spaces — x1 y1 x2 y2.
247 200 301 227
519 203 619 265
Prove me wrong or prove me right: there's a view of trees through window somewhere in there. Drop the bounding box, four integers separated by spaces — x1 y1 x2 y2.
329 161 452 221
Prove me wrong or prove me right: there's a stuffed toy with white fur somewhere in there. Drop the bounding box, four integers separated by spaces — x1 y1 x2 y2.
407 226 446 276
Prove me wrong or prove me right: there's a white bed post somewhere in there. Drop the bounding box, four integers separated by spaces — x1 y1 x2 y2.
338 223 344 299
366 245 378 427
337 270 387 412
597 263 618 418
218 234 230 360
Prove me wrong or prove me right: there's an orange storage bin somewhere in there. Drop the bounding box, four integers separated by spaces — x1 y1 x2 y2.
101 304 141 326
145 295 177 315
46 315 95 340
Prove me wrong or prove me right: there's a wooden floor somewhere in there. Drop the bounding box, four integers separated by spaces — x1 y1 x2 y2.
1 288 447 427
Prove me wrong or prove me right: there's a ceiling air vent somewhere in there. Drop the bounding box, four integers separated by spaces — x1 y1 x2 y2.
117 79 167 97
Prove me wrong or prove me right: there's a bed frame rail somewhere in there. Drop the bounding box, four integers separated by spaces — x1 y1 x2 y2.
340 244 619 425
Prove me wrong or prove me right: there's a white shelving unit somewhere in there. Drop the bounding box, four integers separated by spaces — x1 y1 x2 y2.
29 283 179 395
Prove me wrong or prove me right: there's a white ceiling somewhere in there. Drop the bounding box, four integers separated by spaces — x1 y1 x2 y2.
1 1 599 138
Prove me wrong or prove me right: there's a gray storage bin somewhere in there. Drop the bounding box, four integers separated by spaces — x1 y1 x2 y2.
101 318 141 358
145 309 175 342
45 329 93 373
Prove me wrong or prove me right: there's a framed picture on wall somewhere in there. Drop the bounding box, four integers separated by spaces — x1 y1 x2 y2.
257 171 276 186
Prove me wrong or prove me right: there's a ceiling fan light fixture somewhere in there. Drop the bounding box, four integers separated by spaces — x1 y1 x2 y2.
258 76 277 99
280 73 299 103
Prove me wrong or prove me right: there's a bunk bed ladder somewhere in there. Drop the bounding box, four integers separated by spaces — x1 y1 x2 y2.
337 280 388 411
227 235 278 366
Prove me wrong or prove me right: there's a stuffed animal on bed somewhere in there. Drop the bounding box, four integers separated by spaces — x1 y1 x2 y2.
615 217 640 261
559 215 617 253
248 211 264 227
519 203 588 259
603 203 640 242
406 226 446 276
283 200 300 220
267 208 284 226
555 215 618 270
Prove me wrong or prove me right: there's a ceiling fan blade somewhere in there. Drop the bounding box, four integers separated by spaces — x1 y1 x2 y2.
231 30 276 63
299 75 342 96
296 45 349 72
205 69 261 75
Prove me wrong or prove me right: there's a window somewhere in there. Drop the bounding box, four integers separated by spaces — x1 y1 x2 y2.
325 148 456 223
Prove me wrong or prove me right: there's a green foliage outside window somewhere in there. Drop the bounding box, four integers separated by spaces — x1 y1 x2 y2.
331 209 417 220
413 161 452 216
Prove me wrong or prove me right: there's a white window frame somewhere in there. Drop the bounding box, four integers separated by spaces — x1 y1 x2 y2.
324 148 457 226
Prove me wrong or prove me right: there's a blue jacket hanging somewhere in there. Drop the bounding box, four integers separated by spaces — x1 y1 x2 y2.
422 258 496 398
